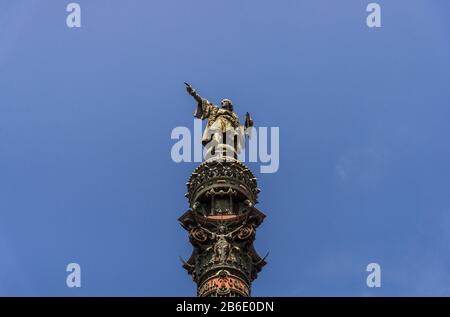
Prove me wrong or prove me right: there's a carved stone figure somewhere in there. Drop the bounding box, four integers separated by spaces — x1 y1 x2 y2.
213 234 231 263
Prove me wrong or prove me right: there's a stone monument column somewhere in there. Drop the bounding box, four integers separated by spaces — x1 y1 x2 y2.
179 83 267 297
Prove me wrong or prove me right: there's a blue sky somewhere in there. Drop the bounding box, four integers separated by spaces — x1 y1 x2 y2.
1 0 450 296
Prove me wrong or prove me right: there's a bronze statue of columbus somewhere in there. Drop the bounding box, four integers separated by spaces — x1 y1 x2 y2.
184 82 253 157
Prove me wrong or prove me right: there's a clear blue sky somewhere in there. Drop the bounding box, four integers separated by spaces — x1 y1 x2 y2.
1 0 450 296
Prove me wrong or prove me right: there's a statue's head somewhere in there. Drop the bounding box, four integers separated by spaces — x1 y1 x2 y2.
220 99 233 112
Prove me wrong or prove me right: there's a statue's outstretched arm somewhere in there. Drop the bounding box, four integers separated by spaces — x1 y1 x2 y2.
184 82 202 103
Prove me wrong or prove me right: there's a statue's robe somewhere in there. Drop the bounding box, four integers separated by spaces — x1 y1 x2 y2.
194 98 241 146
